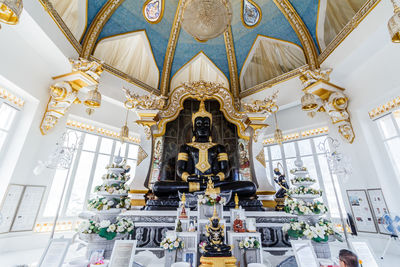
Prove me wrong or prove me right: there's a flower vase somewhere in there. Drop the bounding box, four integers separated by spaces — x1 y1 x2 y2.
311 241 331 259
244 248 260 265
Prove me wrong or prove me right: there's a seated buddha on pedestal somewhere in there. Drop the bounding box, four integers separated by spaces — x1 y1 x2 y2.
153 100 257 198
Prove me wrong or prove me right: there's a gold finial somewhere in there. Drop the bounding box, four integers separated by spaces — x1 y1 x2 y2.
192 100 213 128
212 204 218 219
182 193 186 205
234 193 239 209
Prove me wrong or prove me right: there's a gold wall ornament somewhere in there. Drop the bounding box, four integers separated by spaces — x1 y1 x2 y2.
301 92 318 111
241 90 279 113
84 85 101 112
40 59 103 135
120 109 130 142
299 69 355 144
0 0 23 25
181 0 232 42
255 148 266 168
223 27 240 98
137 145 148 166
123 87 166 110
389 0 400 43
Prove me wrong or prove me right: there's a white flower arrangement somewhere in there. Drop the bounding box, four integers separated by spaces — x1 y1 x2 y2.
290 167 307 174
238 237 261 250
197 194 227 206
288 186 322 197
291 177 316 184
284 198 328 215
94 183 130 195
78 217 134 240
282 219 342 243
198 241 207 254
160 237 184 251
102 173 129 182
106 160 130 172
87 196 130 211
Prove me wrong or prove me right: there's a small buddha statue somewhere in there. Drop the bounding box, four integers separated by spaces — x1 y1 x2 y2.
153 100 257 198
204 205 232 257
273 167 289 199
233 215 245 233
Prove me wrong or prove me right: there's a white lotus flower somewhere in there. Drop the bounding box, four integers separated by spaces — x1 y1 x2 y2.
174 241 179 247
117 226 125 233
99 220 111 228
303 228 316 239
108 200 114 206
108 224 116 232
102 199 108 204
163 243 169 249
169 243 174 250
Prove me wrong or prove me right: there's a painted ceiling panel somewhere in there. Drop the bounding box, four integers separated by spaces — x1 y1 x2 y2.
288 0 320 53
171 30 230 83
231 0 303 76
84 0 108 39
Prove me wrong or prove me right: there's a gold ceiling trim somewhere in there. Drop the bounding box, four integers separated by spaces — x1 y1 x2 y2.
81 0 125 59
318 0 381 63
38 0 82 53
160 0 185 96
90 56 160 95
272 0 319 70
239 65 306 98
223 26 240 98
315 0 323 53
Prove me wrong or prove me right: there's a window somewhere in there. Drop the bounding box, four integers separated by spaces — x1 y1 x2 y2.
264 135 347 218
376 109 400 182
0 101 19 156
43 128 139 218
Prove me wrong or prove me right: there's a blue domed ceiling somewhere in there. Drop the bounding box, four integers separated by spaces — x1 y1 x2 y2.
45 0 370 96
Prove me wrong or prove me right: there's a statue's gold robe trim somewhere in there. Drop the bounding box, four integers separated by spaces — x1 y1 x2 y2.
187 142 216 173
217 153 228 161
178 152 188 161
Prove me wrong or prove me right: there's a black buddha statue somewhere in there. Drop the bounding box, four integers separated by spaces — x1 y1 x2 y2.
152 100 257 198
273 167 289 199
204 205 232 257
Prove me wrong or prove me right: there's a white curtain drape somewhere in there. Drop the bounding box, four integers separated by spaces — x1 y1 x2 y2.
320 0 366 50
94 32 159 88
170 53 229 90
241 37 306 90
50 0 87 40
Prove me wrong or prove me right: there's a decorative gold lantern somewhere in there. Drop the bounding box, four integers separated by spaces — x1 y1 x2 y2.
273 110 283 145
301 92 318 111
120 109 129 142
0 0 23 25
181 0 232 42
389 0 400 43
84 86 101 115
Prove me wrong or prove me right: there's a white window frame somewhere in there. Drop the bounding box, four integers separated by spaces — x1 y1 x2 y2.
41 127 139 220
0 98 21 162
264 134 346 219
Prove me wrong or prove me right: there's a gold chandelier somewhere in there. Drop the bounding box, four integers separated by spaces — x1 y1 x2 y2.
181 0 232 42
0 0 23 25
120 109 130 143
389 0 400 43
272 107 283 145
84 85 101 115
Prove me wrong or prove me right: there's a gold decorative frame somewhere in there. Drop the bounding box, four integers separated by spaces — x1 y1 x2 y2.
241 0 262 29
142 0 165 24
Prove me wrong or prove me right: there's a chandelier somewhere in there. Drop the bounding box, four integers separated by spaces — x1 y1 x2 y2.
84 85 101 115
389 0 400 43
272 106 283 145
0 0 23 26
33 131 81 175
181 0 232 42
120 108 130 143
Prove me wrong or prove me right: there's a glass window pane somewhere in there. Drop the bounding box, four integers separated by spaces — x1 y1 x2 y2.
66 129 82 147
313 136 329 154
393 110 400 131
43 169 69 217
0 103 17 130
270 145 281 160
283 142 296 158
385 138 400 179
89 154 112 198
377 115 397 139
66 151 95 216
126 159 137 183
298 139 312 155
128 144 139 159
301 156 320 188
82 134 98 151
0 130 7 152
263 147 269 161
99 137 113 154
114 142 127 157
285 158 297 176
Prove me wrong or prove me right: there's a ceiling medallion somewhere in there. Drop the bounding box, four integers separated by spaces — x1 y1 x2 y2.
143 0 164 24
181 0 232 42
242 0 261 28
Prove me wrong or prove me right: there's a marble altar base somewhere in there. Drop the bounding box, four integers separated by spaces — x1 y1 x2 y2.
199 256 237 267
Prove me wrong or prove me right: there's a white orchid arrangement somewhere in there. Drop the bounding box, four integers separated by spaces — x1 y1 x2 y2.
288 186 322 197
284 198 328 215
106 160 130 172
238 237 261 250
78 217 134 240
291 177 316 184
282 219 342 243
102 172 129 182
88 197 119 211
160 237 184 251
290 167 307 174
198 194 227 206
94 183 130 195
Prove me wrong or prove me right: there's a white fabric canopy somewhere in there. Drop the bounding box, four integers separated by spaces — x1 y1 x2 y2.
170 52 229 90
94 31 159 89
50 0 87 41
240 36 306 90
